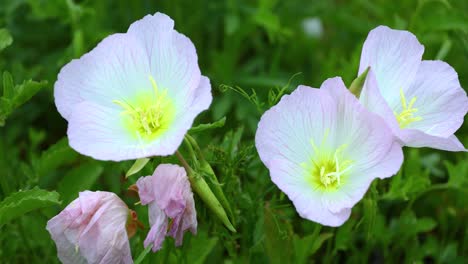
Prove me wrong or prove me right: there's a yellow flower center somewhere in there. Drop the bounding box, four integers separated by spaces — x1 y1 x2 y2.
113 76 175 141
303 133 353 191
394 88 422 129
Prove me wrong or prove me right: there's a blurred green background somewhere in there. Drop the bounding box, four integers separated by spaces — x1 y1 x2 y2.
1 0 467 263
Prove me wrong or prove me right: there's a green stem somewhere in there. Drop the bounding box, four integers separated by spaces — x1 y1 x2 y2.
175 151 236 232
134 246 152 264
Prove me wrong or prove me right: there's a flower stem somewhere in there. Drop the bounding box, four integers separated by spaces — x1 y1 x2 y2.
185 134 234 221
175 151 236 232
134 246 152 264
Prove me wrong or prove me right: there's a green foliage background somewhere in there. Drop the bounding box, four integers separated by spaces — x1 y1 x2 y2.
1 0 468 263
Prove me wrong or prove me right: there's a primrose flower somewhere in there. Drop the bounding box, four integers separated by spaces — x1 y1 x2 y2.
358 26 468 151
46 191 133 264
54 12 212 161
255 78 403 226
136 164 197 251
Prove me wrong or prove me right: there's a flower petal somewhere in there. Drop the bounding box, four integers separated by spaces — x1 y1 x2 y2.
46 191 132 264
400 130 466 151
359 69 401 134
144 202 169 252
402 60 468 137
256 79 403 226
359 25 424 108
152 164 188 218
67 98 203 161
320 78 403 212
269 158 352 227
127 12 202 111
136 175 155 205
54 33 151 121
255 85 336 169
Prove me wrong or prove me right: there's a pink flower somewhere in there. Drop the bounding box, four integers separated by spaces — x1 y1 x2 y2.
46 191 133 264
358 26 468 151
54 12 212 161
136 164 197 252
255 78 403 226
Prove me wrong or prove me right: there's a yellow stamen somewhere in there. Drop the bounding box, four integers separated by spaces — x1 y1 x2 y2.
305 135 353 191
394 88 422 128
113 76 175 140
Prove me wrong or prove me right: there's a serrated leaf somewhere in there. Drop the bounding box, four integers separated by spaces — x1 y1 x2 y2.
445 161 468 188
189 116 226 133
33 137 79 177
12 79 48 108
2 71 14 99
382 149 430 200
125 158 150 178
0 187 61 227
58 162 104 203
0 28 13 52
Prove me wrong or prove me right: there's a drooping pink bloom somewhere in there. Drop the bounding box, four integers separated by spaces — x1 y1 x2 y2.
54 12 212 161
136 164 197 251
46 191 133 264
255 78 403 226
359 26 468 151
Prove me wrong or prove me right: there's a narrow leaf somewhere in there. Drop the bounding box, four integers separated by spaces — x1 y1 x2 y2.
189 117 226 133
126 158 150 178
12 79 48 108
349 66 370 97
2 71 14 99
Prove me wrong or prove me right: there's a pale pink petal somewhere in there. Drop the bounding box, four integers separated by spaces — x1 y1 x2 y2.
256 79 403 226
144 202 169 252
137 164 197 251
359 25 424 109
152 164 188 218
400 130 466 151
54 34 151 121
359 69 401 134
46 191 132 264
136 175 155 205
402 60 468 138
55 12 212 161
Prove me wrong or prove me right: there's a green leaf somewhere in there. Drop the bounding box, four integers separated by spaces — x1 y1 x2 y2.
11 79 48 109
185 231 218 264
126 158 150 178
0 28 13 52
264 203 293 264
58 162 104 203
0 187 61 227
189 117 226 133
293 226 332 264
445 161 468 188
33 137 79 178
382 149 430 200
2 71 14 99
349 66 369 97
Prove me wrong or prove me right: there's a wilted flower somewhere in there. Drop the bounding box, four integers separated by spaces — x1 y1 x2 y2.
54 12 212 161
359 26 468 151
46 191 133 264
255 78 403 226
136 164 197 251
